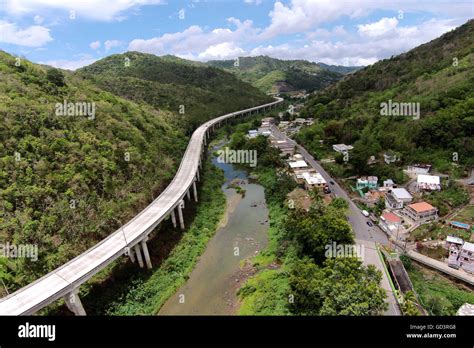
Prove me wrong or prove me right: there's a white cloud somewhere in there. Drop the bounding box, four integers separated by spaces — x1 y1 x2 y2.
0 20 52 47
249 18 459 66
260 0 472 39
128 18 258 59
358 17 399 37
1 0 165 21
104 39 123 51
40 56 97 70
198 42 244 60
89 40 101 50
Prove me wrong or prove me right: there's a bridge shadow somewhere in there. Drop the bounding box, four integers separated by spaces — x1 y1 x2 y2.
51 198 199 315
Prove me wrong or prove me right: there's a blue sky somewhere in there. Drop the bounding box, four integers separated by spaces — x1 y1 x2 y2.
0 0 472 70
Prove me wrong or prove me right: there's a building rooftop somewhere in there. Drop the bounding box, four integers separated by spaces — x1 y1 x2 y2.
333 144 354 152
381 212 401 223
457 303 474 316
417 174 440 185
289 160 308 169
302 172 326 185
446 235 464 245
410 163 431 168
462 242 474 252
408 202 436 213
391 188 412 200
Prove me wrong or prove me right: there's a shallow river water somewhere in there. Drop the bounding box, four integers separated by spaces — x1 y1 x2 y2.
158 146 269 315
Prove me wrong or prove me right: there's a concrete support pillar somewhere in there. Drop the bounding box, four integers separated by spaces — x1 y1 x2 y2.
64 289 86 316
141 238 152 270
186 188 191 201
178 201 185 230
128 246 136 263
193 181 198 202
134 244 144 268
170 209 177 228
196 169 200 182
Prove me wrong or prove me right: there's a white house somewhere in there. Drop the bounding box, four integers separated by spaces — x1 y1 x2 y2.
302 172 326 189
446 235 464 248
457 303 474 316
385 188 413 209
384 152 398 164
332 144 353 154
383 179 395 189
288 160 308 169
407 164 431 175
417 174 441 191
460 242 474 274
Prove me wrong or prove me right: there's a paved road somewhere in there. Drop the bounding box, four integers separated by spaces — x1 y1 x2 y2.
271 125 400 315
0 98 283 315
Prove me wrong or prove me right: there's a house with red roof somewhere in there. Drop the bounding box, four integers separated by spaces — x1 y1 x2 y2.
403 201 438 223
379 212 402 235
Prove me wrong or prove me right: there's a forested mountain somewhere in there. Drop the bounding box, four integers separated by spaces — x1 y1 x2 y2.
78 52 271 132
206 56 348 93
317 62 362 75
298 19 474 179
0 49 270 293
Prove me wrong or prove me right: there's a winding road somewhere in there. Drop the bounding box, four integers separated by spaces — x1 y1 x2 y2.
271 125 400 315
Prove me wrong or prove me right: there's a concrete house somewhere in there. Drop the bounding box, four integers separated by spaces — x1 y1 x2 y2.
356 176 378 190
407 164 431 175
416 174 441 191
384 152 398 164
403 202 438 223
332 144 353 154
302 172 326 190
385 188 413 209
379 212 402 235
459 242 474 274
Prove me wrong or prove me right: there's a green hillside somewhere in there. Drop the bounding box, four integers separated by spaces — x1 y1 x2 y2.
78 52 271 132
298 19 474 179
0 49 269 293
207 55 345 93
317 62 362 75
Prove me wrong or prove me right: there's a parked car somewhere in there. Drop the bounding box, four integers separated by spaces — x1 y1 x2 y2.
361 210 370 217
329 180 335 185
366 221 373 227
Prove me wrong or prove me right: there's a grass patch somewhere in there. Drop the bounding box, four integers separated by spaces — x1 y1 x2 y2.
411 222 472 242
238 268 290 315
407 262 474 315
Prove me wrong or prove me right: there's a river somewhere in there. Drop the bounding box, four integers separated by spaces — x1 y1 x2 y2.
158 145 269 315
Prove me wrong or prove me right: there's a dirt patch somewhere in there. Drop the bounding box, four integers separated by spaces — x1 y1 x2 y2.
224 259 259 314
